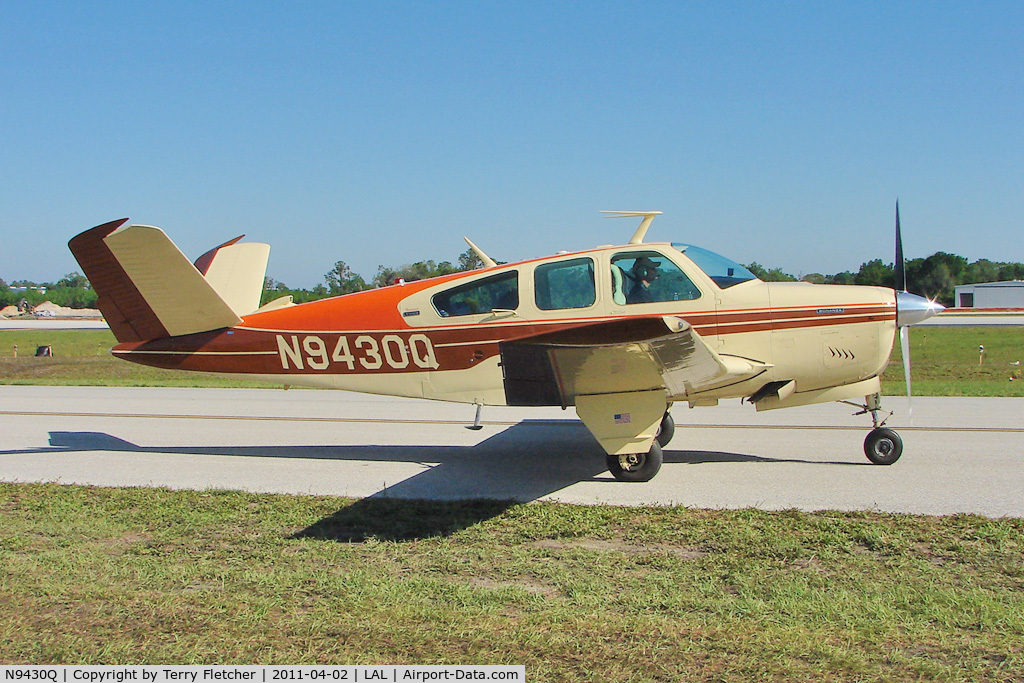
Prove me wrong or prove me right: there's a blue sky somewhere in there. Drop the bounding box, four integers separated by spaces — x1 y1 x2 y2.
2 2 1022 288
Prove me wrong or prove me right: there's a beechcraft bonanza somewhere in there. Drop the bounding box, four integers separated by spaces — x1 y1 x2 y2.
69 206 943 482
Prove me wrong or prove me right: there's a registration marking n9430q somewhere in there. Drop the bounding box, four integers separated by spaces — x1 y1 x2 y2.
275 333 439 372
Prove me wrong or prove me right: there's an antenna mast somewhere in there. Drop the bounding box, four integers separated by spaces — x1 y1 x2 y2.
601 210 663 244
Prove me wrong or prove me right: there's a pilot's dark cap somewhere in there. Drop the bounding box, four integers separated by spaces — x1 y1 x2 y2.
632 256 662 274
636 256 661 268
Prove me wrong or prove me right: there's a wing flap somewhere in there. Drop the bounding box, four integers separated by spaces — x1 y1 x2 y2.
500 316 769 406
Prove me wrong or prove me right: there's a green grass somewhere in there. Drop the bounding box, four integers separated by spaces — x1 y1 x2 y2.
881 326 1024 397
3 326 1023 395
1 483 1022 679
0 330 278 387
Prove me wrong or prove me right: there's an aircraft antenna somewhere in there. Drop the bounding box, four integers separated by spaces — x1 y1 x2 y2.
601 210 663 244
463 236 497 268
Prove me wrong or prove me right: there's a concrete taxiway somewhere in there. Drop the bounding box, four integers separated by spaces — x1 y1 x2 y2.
0 385 1021 517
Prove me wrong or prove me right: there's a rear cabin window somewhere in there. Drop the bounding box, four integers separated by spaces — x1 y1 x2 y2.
535 257 596 310
432 271 519 317
610 251 701 305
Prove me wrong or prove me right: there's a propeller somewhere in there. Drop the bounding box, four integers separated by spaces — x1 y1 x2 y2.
892 200 945 416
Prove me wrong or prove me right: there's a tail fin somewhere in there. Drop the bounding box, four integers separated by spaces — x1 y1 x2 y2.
194 236 271 317
69 219 243 343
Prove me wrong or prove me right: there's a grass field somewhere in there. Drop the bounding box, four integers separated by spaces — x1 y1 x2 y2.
0 329 277 388
2 326 1022 677
881 325 1024 396
1 483 1022 679
2 326 1022 395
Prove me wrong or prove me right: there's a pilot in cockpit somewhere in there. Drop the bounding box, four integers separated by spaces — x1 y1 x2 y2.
627 256 660 304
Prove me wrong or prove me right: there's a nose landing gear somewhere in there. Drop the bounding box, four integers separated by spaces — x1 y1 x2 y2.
843 392 904 465
864 427 903 465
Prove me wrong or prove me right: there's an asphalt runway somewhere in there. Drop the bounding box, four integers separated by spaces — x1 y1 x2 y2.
1 385 1022 517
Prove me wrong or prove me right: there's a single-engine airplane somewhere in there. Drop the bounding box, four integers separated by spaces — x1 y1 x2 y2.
69 207 942 482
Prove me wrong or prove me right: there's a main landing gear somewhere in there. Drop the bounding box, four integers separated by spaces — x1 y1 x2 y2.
607 411 675 482
655 411 675 448
844 393 904 466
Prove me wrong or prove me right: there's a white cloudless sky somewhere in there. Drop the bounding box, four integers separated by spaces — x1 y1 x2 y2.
2 1 1022 287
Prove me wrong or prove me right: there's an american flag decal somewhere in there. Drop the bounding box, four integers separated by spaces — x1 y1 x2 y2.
614 413 631 424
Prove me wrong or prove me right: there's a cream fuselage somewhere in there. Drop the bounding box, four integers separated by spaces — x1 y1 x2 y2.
117 242 897 411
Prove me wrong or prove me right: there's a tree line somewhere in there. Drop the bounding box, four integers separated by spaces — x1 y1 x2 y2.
748 253 1024 305
260 247 487 305
0 273 98 310
3 249 1022 312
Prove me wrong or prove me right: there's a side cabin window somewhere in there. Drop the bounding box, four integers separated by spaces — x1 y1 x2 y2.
432 271 519 317
535 257 596 310
610 250 701 305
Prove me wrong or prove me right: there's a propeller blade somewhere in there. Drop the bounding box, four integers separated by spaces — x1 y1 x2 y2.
900 325 913 418
894 199 907 292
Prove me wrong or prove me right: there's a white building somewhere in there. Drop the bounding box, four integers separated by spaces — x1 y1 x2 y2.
953 281 1024 309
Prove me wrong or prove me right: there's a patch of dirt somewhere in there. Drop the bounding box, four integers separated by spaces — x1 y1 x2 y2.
532 538 708 560
463 575 562 598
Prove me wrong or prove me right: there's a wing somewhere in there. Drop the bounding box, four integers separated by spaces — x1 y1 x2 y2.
500 316 770 408
500 316 771 456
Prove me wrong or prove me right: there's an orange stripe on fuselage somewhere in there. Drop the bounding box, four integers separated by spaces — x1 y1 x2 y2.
111 292 895 377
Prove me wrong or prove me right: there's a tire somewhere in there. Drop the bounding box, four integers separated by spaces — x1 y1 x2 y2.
864 427 903 465
656 412 675 447
607 442 664 482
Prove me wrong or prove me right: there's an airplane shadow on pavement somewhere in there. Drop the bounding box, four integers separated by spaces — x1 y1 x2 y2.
24 421 865 541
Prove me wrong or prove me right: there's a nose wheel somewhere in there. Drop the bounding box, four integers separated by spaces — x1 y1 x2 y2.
844 392 905 466
864 427 903 465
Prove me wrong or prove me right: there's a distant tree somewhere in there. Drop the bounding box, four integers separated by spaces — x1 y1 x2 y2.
854 259 893 287
906 252 968 305
745 262 767 280
372 260 460 288
458 248 486 271
745 262 796 282
324 261 368 296
57 272 90 289
307 284 329 301
801 273 826 284
46 286 97 309
766 269 797 282
828 271 856 285
965 259 1000 284
260 276 333 305
997 262 1024 281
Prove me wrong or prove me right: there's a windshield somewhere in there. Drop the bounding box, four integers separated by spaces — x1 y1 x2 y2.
672 244 758 288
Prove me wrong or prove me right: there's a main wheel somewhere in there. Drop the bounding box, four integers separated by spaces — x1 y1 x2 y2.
607 442 663 482
864 427 903 465
656 412 675 447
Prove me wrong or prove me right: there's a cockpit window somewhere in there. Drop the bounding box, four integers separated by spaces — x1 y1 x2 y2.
672 244 758 288
432 271 519 317
610 250 701 304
